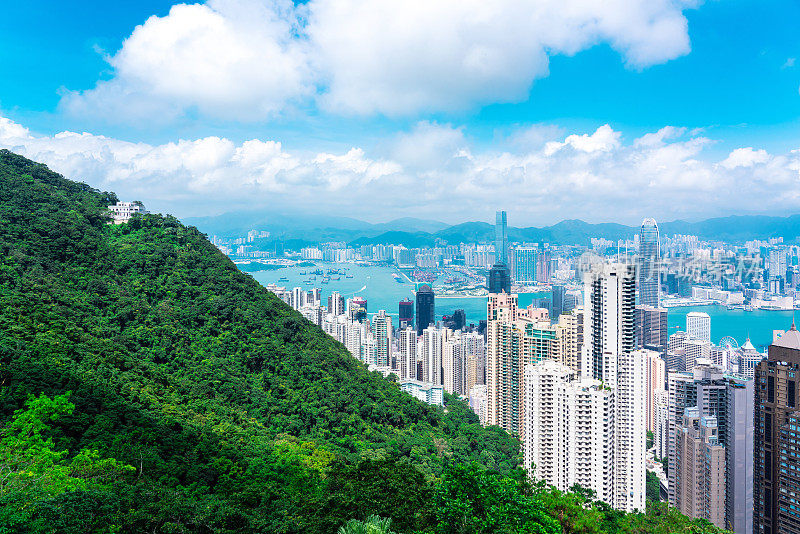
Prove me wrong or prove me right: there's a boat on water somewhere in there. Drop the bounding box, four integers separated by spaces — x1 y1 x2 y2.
346 275 354 278
278 277 289 282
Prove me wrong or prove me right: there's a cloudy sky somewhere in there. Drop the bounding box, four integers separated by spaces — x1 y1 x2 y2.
1 0 799 225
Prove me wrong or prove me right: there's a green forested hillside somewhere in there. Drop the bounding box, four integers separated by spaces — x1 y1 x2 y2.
0 151 725 533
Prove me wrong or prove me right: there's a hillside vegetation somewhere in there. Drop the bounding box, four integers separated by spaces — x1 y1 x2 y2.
0 150 724 533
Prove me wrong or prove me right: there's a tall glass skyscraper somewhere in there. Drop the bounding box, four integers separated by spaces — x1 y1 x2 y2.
415 283 435 335
487 210 511 293
495 210 508 265
638 218 660 307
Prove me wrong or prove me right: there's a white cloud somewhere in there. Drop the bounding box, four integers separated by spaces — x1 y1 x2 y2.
62 0 699 120
720 147 771 169
5 115 800 224
61 0 311 122
311 0 695 115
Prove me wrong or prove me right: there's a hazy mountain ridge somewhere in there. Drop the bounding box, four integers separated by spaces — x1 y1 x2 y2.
186 210 800 246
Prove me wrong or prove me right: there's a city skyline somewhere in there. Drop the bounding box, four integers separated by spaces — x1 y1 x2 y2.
1 1 799 224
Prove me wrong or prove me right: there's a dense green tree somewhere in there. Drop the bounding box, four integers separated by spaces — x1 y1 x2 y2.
433 463 560 534
337 515 395 534
646 470 661 502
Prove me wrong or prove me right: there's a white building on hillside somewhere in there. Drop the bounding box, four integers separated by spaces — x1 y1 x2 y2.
108 201 147 224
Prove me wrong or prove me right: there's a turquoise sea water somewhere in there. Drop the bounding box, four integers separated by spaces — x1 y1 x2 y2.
248 262 544 328
247 262 793 351
666 305 793 352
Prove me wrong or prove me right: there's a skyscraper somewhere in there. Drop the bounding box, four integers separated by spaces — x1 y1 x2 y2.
726 379 754 534
638 218 660 308
551 283 566 319
488 263 511 294
486 293 522 434
495 210 508 265
399 298 414 329
582 263 636 384
415 283 435 336
754 323 800 534
487 211 512 293
635 305 669 355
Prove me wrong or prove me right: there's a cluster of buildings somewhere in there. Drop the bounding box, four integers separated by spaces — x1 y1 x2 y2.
479 212 769 534
265 281 487 407
258 209 800 534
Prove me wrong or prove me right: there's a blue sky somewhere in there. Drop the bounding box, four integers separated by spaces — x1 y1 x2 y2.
1 0 799 224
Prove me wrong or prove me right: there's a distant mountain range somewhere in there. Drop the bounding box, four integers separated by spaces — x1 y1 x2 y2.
183 210 800 247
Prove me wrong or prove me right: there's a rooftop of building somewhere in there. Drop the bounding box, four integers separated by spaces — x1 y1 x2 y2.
773 323 800 351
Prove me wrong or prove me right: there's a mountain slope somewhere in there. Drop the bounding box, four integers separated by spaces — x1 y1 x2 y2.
0 150 518 532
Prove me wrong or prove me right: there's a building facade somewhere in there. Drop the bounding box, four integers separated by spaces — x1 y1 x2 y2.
754 324 800 534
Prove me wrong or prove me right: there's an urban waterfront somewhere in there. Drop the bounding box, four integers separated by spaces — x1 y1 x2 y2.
247 262 792 350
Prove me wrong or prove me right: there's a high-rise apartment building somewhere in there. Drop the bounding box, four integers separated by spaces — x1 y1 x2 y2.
415 283 435 335
328 291 345 317
646 350 666 433
674 408 726 529
667 364 728 506
687 311 712 343
372 310 392 367
464 331 485 391
755 323 800 534
421 325 443 384
638 218 660 307
523 358 645 512
555 312 581 374
399 326 418 380
654 389 670 461
669 331 712 371
635 305 668 355
583 263 635 384
613 349 647 513
486 300 522 434
443 334 466 395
